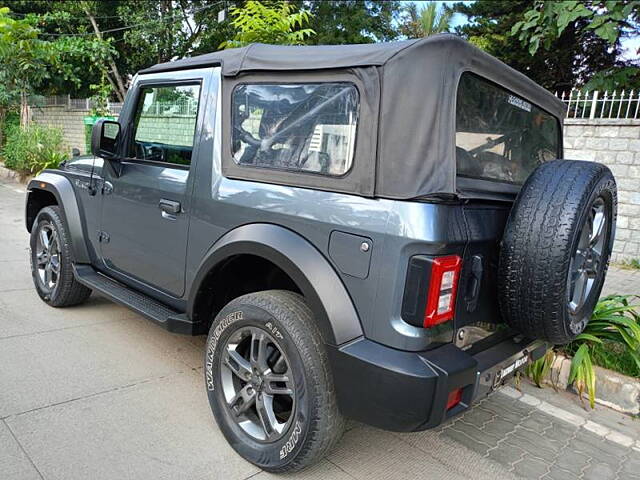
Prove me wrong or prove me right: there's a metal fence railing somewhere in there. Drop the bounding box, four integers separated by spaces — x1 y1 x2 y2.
29 95 123 115
556 89 640 119
143 99 198 116
29 94 195 117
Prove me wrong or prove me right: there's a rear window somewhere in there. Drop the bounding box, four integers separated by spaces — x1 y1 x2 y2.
231 83 358 176
455 73 560 184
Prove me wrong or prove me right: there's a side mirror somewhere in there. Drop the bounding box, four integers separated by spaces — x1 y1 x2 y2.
71 147 81 157
91 119 121 158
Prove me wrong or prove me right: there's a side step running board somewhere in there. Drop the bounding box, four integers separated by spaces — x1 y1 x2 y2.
73 264 203 335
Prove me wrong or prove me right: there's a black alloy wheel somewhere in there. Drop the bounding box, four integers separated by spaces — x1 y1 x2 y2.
220 325 296 442
567 196 608 334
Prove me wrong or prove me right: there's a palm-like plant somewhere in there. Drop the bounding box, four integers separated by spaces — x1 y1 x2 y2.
401 2 453 38
568 295 640 408
526 295 640 409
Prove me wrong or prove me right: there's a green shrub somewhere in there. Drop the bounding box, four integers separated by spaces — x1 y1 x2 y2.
527 295 640 408
0 110 19 148
2 123 68 174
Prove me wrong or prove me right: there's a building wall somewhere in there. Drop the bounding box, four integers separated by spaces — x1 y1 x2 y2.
31 107 195 154
31 106 98 154
564 119 640 262
135 115 196 147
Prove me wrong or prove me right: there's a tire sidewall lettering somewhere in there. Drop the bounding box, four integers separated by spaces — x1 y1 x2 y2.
205 310 243 391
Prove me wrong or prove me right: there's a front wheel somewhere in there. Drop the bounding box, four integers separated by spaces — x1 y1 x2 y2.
30 206 91 307
204 290 344 473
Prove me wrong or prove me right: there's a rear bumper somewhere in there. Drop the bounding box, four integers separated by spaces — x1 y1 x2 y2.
327 332 548 432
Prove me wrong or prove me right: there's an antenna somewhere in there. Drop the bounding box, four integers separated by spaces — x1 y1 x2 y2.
88 150 97 196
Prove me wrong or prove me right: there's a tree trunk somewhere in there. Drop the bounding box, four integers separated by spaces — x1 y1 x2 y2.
20 90 31 129
83 5 127 102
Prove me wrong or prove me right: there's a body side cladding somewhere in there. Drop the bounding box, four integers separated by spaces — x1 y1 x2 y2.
26 172 91 264
188 223 363 346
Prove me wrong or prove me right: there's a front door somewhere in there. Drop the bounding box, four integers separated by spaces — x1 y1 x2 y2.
100 81 203 297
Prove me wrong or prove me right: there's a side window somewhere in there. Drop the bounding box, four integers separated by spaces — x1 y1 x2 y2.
231 83 359 176
455 73 560 184
130 83 201 166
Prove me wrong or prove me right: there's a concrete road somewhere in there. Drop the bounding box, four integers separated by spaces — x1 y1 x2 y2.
0 177 638 480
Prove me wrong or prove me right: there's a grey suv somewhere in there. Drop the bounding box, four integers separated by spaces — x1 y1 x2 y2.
25 35 617 472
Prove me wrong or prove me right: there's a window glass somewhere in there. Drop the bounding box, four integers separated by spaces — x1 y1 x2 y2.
131 84 201 166
456 73 559 184
232 83 358 176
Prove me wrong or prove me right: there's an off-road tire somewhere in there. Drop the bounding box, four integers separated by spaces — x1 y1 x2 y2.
498 160 617 344
204 290 345 473
30 206 92 307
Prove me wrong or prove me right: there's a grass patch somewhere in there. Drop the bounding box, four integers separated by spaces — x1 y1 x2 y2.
564 340 639 378
618 259 640 270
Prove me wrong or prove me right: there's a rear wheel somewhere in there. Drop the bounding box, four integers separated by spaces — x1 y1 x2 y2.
30 206 91 307
204 290 344 473
498 160 617 344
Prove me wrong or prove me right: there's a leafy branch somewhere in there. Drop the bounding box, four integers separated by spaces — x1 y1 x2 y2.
220 1 315 49
511 1 639 55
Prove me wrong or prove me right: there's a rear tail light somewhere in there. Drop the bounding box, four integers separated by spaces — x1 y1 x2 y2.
446 388 463 410
423 255 461 328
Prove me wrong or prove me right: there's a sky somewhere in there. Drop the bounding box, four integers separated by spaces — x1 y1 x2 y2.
402 1 639 61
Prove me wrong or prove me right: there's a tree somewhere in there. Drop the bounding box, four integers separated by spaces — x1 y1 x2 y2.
451 0 622 92
5 0 235 97
2 0 405 103
80 1 127 101
300 1 402 45
0 7 57 127
116 1 233 70
221 1 314 48
512 1 639 54
511 1 640 90
0 6 114 126
400 1 453 38
5 1 126 98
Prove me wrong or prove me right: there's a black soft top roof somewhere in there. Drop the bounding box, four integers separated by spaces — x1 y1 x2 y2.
140 38 420 76
141 35 566 200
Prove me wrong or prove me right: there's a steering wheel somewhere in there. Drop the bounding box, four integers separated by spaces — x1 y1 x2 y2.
234 126 262 148
136 142 146 160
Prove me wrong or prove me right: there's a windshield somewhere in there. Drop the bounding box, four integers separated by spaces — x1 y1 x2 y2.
455 72 560 185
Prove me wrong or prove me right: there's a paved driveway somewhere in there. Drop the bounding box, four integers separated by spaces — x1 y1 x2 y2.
0 177 638 480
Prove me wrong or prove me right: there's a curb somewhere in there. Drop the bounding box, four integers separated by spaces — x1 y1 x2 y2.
545 353 640 415
0 162 33 184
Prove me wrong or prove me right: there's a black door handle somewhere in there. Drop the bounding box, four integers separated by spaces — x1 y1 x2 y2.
465 254 483 313
159 199 181 215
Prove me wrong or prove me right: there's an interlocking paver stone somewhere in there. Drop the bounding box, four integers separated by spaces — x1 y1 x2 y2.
582 461 617 480
512 457 550 478
519 414 554 434
442 427 493 455
552 449 591 475
486 442 527 468
509 426 565 457
449 419 503 445
543 469 581 480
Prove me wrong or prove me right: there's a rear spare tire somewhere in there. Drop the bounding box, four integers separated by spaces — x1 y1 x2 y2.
498 160 617 344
